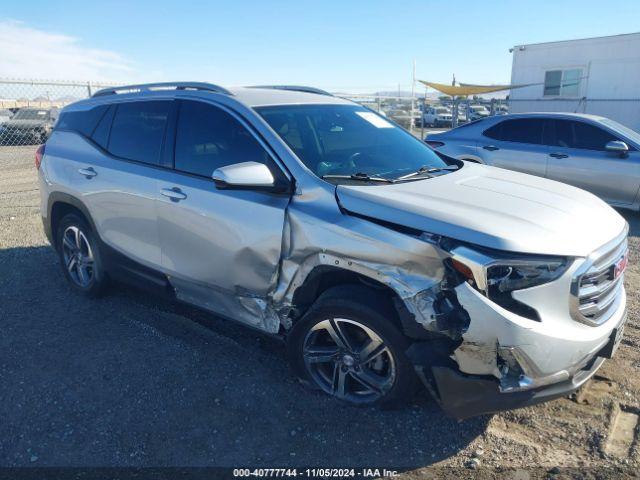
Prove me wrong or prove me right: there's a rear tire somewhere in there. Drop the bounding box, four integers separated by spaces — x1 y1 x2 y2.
56 213 108 297
286 285 417 408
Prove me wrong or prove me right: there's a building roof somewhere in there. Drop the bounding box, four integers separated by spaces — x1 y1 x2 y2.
512 31 640 50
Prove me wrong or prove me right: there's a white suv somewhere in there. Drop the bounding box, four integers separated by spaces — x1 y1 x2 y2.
38 83 628 419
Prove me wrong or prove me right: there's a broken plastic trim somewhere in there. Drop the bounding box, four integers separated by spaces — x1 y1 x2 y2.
497 346 570 392
394 260 471 342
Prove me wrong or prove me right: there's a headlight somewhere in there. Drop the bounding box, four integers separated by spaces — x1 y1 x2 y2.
486 260 567 295
449 246 570 320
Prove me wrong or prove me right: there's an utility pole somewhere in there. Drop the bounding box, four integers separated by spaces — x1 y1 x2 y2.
421 84 426 140
411 59 416 135
451 73 458 128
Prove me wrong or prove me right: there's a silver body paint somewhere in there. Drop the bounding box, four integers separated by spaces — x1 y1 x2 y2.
427 113 640 212
40 86 629 403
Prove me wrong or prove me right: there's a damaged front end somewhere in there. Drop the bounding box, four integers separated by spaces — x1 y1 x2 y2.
266 190 622 420
403 240 620 420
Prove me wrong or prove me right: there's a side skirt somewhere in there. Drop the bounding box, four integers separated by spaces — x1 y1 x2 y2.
99 240 175 299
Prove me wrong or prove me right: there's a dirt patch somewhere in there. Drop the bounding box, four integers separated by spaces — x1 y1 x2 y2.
605 405 639 458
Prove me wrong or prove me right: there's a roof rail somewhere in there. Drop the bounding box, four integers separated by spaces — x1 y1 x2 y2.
247 85 333 96
92 82 232 98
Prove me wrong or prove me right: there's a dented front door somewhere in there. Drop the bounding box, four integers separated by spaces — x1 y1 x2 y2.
156 100 289 331
157 172 288 296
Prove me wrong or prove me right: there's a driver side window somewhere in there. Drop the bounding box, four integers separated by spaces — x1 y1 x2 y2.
551 120 620 151
174 100 270 178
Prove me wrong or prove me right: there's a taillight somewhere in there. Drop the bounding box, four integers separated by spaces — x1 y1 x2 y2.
35 144 45 170
425 140 445 149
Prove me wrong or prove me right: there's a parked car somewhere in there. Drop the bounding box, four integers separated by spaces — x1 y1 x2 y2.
0 107 59 145
427 112 640 211
421 106 453 127
454 106 468 124
494 104 509 115
0 108 13 125
39 83 628 419
385 108 418 129
466 104 490 121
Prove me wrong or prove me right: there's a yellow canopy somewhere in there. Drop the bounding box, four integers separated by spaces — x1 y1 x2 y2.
419 80 532 96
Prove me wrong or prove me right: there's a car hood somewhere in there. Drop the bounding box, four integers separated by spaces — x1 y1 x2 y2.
336 163 626 257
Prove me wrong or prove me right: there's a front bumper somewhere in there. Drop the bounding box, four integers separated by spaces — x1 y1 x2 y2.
422 347 606 420
408 304 626 420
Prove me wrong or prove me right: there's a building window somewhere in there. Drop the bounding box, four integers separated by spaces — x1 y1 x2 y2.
543 68 583 97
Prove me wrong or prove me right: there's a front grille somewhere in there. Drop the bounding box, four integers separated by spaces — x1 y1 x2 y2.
571 232 628 326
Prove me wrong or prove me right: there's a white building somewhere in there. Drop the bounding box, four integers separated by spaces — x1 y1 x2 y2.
509 32 640 131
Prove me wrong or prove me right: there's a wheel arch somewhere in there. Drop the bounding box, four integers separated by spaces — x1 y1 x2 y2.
47 192 97 250
289 265 406 333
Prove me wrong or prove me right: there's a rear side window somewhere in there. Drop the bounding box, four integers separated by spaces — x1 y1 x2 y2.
484 118 544 144
108 101 170 165
174 100 270 178
55 105 108 137
551 119 619 151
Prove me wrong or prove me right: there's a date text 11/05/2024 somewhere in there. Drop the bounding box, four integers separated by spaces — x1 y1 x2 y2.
232 468 399 477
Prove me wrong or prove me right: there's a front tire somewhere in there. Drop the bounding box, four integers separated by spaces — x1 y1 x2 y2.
286 286 417 408
56 214 108 297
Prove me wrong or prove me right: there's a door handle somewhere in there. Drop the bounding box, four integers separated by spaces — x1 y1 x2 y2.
161 187 187 202
483 145 500 151
78 167 97 178
549 152 569 159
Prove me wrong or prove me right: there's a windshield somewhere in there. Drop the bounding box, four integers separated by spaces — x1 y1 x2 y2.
599 118 640 146
435 108 449 114
257 104 450 182
471 106 487 112
13 109 50 120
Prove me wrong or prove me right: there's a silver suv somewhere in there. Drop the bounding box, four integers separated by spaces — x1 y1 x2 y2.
427 113 640 211
38 83 629 419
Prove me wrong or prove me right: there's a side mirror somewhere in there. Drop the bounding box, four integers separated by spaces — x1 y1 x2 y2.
605 140 629 156
212 161 275 189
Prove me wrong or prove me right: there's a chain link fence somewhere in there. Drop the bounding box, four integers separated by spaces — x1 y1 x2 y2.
0 78 518 167
335 92 510 138
0 78 513 147
0 80 117 148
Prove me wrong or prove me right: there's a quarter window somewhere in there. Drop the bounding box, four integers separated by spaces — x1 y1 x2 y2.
544 69 583 97
484 118 545 144
174 101 270 178
55 105 107 137
108 101 171 165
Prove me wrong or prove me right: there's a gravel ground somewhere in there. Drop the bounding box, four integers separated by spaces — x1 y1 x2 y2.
0 146 639 478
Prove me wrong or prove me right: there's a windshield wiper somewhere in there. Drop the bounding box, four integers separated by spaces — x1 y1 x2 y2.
396 165 459 181
321 172 396 183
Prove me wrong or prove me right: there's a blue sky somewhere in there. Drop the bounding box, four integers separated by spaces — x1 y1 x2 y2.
2 0 639 92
